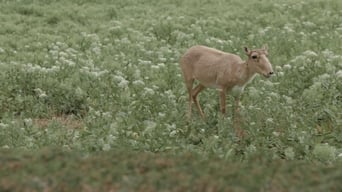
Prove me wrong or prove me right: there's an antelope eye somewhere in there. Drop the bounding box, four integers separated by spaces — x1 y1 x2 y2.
252 55 258 59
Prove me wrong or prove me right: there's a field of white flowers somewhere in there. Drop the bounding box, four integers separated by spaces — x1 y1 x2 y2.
0 0 341 190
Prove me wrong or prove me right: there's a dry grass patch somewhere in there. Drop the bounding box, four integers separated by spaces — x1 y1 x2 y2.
32 115 84 129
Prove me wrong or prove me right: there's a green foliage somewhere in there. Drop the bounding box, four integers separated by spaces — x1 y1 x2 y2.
1 149 342 191
0 0 342 190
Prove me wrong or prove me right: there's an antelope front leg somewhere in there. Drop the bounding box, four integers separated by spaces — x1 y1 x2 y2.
234 97 240 114
187 92 192 120
233 97 244 138
219 89 226 115
192 84 206 119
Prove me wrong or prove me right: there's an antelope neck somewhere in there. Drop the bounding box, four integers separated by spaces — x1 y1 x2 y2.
239 60 257 85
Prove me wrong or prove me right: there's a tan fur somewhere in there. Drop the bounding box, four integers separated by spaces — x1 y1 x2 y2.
180 45 273 120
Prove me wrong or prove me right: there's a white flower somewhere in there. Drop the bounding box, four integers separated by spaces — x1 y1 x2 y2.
283 95 294 105
164 90 176 100
269 92 279 98
24 118 33 127
246 145 257 153
336 70 342 79
0 123 8 128
302 21 316 27
114 75 129 88
138 59 152 65
313 143 336 163
34 88 47 98
107 134 117 142
272 131 280 137
169 130 177 137
92 47 101 55
248 87 259 97
285 147 295 160
283 24 294 33
132 80 145 86
102 144 111 151
75 87 85 98
159 57 167 62
266 118 273 123
277 71 284 77
132 132 139 139
158 112 166 117
143 120 157 136
263 80 274 87
151 65 160 70
65 59 75 66
73 131 80 140
59 51 68 58
322 49 334 58
143 87 155 95
158 63 165 68
303 50 318 57
39 93 47 98
258 26 272 35
166 123 176 130
283 64 291 70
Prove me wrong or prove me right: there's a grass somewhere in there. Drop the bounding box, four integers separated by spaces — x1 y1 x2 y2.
0 0 341 191
1 149 341 191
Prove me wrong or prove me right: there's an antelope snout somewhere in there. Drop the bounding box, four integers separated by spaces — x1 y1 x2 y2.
264 71 274 78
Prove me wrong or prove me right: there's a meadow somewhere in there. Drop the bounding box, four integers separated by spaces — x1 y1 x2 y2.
0 0 341 191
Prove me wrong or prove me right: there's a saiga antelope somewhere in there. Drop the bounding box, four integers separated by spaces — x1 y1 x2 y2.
180 45 274 121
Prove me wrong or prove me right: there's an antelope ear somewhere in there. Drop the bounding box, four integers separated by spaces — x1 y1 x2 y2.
244 47 250 55
262 44 268 51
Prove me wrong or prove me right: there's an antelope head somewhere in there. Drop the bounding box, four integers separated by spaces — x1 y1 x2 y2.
244 45 274 78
